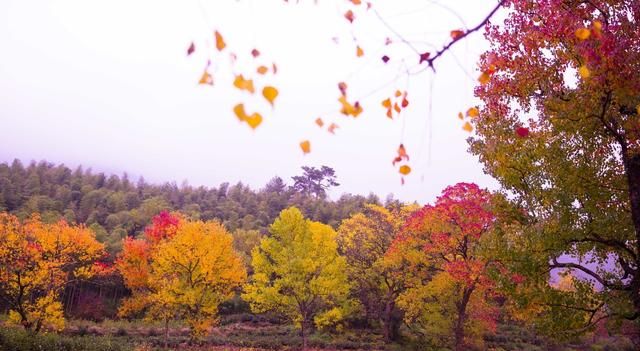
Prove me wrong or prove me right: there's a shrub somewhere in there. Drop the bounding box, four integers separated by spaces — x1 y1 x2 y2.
0 326 132 351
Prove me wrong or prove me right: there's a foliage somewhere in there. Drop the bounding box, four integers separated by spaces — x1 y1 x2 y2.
0 326 132 351
116 212 246 339
469 0 640 335
243 207 355 349
0 213 105 332
336 203 418 341
389 183 498 350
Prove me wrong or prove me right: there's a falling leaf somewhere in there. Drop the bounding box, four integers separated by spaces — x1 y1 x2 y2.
392 144 409 165
262 86 278 106
187 42 195 56
344 10 355 23
315 118 324 127
245 113 263 129
450 29 464 40
386 109 393 119
257 66 269 75
215 30 226 51
272 63 278 74
457 112 464 120
356 46 364 57
393 103 401 113
328 123 338 134
382 98 391 108
462 121 473 132
516 127 530 137
578 65 590 78
593 20 602 36
338 82 348 96
385 37 392 45
339 95 362 117
300 140 311 154
382 55 390 63
401 96 409 108
466 107 480 118
198 71 213 85
350 0 361 4
251 48 260 58
394 90 402 97
478 72 491 85
399 165 411 175
575 28 591 40
234 104 247 121
234 75 255 93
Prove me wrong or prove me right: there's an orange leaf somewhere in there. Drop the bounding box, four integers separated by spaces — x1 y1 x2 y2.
356 46 364 57
399 165 411 175
575 28 591 40
198 71 213 85
450 29 464 40
462 121 473 132
257 65 269 75
466 107 480 118
393 144 409 165
215 30 226 51
393 103 401 113
328 123 338 134
578 65 590 78
315 118 324 127
382 98 391 108
350 0 362 4
395 90 402 97
386 109 393 119
262 86 278 106
245 113 263 129
478 72 491 85
234 75 255 93
233 104 247 121
300 140 311 154
457 112 464 120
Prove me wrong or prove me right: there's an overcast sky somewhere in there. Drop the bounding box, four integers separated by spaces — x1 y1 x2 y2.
0 0 501 204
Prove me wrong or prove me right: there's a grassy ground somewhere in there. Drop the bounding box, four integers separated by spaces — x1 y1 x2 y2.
1 315 637 351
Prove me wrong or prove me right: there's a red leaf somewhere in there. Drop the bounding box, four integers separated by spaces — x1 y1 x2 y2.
516 127 530 137
419 52 431 64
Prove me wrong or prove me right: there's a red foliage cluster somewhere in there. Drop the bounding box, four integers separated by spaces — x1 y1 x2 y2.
144 211 182 245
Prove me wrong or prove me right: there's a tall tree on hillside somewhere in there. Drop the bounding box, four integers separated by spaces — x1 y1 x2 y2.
292 166 339 199
469 0 640 333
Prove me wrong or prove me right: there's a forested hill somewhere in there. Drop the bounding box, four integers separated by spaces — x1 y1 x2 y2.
0 159 386 254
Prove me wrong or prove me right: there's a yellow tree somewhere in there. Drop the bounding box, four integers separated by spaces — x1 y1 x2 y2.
116 212 246 346
0 213 105 332
243 207 354 350
336 203 417 342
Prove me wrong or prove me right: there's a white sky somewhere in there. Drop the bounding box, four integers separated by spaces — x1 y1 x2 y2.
0 0 500 204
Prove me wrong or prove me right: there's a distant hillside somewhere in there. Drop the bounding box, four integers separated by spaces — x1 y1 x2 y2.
0 159 385 256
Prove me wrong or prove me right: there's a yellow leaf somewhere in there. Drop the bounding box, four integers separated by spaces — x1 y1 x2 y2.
578 65 590 78
478 72 491 85
399 165 411 175
300 140 311 154
575 28 591 40
245 113 263 129
198 71 213 85
257 66 268 75
215 30 226 51
356 46 364 57
466 107 480 118
233 104 247 121
262 86 278 106
462 121 473 132
636 104 640 116
234 75 255 93
339 96 362 117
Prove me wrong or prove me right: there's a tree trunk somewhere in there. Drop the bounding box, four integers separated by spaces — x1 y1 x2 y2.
453 287 474 351
382 298 395 342
624 153 640 315
301 318 308 351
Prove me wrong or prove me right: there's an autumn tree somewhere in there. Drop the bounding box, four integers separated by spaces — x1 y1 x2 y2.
336 203 417 341
0 213 105 332
388 183 498 350
243 207 354 350
116 211 246 345
469 0 640 333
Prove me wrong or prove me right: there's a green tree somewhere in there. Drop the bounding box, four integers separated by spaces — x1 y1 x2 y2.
243 207 354 350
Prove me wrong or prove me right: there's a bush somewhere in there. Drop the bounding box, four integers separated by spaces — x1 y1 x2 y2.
0 327 132 351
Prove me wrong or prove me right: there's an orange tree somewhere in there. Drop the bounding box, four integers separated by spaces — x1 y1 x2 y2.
0 213 105 332
116 211 246 345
